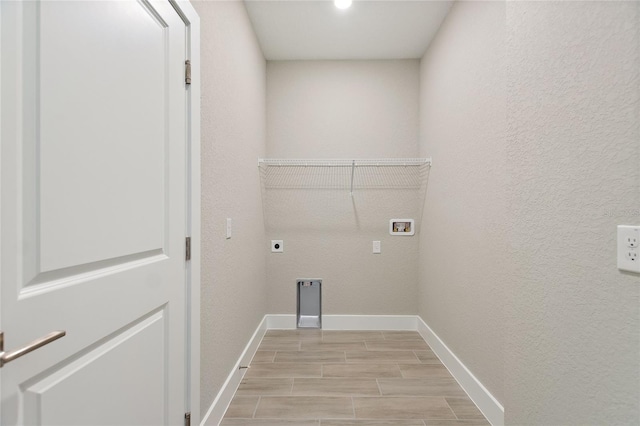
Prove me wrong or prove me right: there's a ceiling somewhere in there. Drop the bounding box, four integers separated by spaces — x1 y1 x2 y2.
244 0 454 60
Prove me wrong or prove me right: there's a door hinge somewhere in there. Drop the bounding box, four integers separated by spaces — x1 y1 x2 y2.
184 412 191 426
185 60 191 85
185 237 191 261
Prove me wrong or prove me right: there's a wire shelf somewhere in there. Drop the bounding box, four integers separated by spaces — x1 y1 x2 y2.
258 158 431 193
258 157 432 231
258 158 431 167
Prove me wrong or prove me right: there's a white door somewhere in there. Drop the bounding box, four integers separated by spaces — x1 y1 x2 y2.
1 0 188 424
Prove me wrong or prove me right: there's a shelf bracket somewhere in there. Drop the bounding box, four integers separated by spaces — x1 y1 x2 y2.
349 160 355 196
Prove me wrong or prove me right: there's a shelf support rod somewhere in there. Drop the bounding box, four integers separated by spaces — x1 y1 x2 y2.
349 160 355 196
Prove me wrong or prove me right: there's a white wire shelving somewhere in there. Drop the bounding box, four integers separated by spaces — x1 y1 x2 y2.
258 158 431 167
258 158 432 195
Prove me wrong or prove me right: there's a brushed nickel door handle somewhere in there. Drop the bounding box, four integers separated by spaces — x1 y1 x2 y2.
0 330 66 367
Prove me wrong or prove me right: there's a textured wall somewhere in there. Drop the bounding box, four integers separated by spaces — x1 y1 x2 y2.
267 61 419 157
505 2 640 424
421 0 639 423
266 60 421 315
418 0 506 406
192 2 639 422
191 1 267 418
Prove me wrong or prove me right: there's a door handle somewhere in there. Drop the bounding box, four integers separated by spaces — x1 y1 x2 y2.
0 330 66 367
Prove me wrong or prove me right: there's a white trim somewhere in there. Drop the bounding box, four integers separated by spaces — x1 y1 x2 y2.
266 314 418 330
200 316 268 426
0 5 4 423
169 0 201 423
417 316 504 426
266 314 297 329
322 315 417 330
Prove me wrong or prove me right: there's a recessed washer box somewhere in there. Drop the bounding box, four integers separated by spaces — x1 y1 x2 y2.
390 219 415 236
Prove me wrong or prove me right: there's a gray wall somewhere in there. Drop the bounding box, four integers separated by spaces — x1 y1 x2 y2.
267 60 419 157
505 2 639 424
420 0 640 424
265 60 421 315
418 0 506 406
191 1 268 419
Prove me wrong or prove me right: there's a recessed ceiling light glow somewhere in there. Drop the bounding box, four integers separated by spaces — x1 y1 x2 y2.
334 0 352 10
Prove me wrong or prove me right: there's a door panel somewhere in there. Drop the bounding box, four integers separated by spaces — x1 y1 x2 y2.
1 0 187 424
23 309 166 426
28 0 167 276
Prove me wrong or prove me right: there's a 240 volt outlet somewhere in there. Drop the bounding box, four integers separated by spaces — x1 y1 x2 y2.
271 240 284 253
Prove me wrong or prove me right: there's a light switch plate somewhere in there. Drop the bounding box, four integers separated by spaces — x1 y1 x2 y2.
226 218 232 239
617 225 640 273
373 241 381 254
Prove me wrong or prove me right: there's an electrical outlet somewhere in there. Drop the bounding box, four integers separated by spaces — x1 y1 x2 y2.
626 234 638 248
271 240 283 253
617 225 640 273
373 241 381 254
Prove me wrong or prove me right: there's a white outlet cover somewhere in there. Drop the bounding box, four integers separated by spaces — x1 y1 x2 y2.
373 241 381 254
617 225 640 273
271 240 284 253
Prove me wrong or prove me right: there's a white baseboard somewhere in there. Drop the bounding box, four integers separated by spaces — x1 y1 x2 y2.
201 314 503 426
200 316 268 426
417 316 504 426
266 314 418 330
322 314 417 330
266 314 297 329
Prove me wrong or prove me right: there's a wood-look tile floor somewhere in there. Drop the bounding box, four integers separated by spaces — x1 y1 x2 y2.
221 330 490 426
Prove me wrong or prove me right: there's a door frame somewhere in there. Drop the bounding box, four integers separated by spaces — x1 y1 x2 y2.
0 0 201 423
170 0 201 424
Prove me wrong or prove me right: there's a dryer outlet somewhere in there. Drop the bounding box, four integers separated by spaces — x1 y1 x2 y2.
271 240 284 253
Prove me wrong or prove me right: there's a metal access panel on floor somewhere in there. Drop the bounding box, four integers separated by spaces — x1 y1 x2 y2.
297 279 322 328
